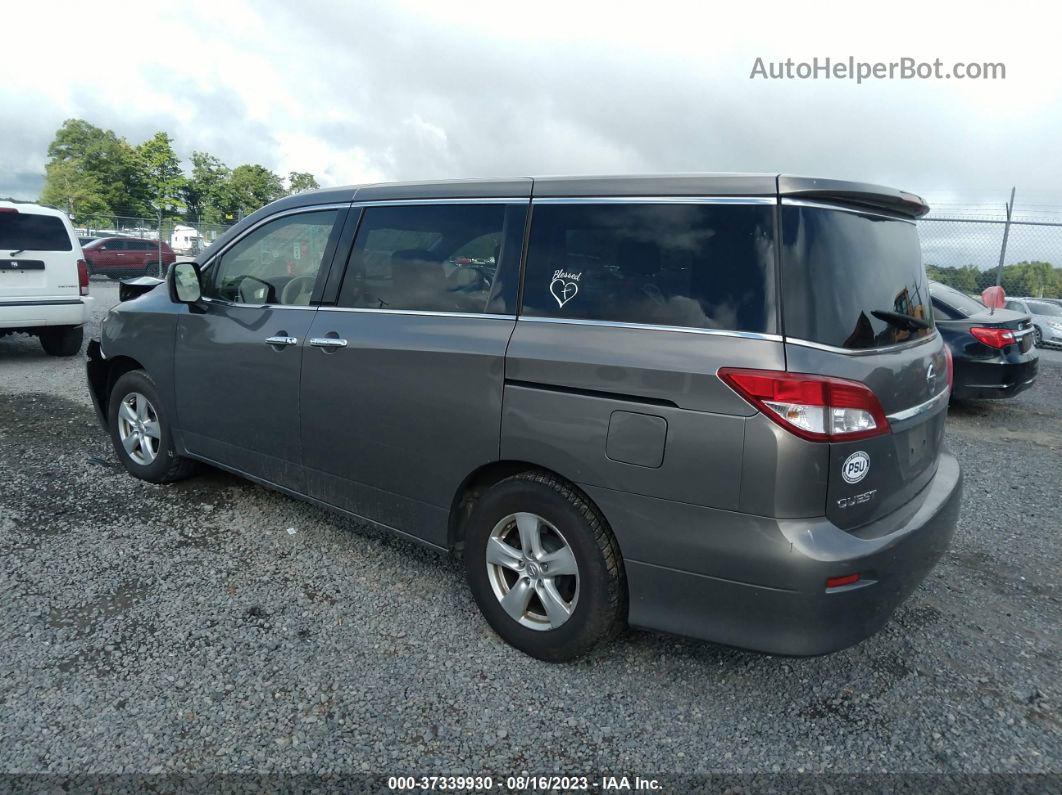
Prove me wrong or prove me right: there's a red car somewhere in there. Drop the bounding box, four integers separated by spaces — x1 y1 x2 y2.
82 237 176 279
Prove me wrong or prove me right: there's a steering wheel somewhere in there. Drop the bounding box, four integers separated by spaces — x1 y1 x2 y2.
281 275 316 306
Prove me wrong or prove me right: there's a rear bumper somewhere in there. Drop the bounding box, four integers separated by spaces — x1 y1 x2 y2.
0 296 92 329
951 355 1038 400
585 451 962 656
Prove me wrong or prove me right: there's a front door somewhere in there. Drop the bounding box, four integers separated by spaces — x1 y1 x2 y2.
299 201 527 546
174 207 345 491
98 239 125 272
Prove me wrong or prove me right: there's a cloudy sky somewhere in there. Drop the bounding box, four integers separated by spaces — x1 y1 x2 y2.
4 0 1061 211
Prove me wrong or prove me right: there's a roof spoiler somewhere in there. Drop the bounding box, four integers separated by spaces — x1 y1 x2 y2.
778 175 930 219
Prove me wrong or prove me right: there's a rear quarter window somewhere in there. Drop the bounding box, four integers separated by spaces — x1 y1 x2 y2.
0 212 73 252
780 205 932 349
521 202 777 333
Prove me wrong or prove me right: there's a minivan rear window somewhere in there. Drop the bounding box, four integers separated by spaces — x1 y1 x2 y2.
521 202 777 333
0 212 72 252
780 205 933 350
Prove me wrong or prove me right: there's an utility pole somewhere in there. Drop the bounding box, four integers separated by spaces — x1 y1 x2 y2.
157 207 163 277
994 186 1015 288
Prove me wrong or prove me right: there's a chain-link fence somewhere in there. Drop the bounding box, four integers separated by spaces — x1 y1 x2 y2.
73 216 233 256
919 205 1062 297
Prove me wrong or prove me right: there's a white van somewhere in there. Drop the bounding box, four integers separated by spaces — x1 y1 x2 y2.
0 201 94 356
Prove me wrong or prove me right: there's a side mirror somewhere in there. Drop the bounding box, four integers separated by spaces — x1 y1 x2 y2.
170 260 203 303
98 245 107 251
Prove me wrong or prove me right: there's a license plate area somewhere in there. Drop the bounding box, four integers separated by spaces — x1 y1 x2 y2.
0 260 47 290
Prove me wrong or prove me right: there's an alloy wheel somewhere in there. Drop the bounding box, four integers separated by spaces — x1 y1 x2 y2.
486 512 580 631
117 392 161 465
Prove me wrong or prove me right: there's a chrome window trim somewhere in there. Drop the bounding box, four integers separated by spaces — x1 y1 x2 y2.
784 331 938 356
780 198 917 224
532 196 776 205
886 387 951 422
199 202 350 273
199 297 317 311
316 306 516 321
517 315 783 341
351 198 529 207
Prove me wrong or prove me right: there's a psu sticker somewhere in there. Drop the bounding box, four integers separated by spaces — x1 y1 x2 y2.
841 451 871 484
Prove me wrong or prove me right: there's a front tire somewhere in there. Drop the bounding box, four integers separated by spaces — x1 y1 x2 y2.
464 472 626 662
144 261 162 278
39 325 83 356
108 370 195 483
1034 326 1043 347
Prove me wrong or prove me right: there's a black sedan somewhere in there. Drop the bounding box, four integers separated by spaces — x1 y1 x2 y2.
929 281 1039 400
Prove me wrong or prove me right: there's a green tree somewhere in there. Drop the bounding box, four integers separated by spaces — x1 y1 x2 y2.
134 132 186 219
953 264 979 292
228 164 285 218
183 151 231 223
287 171 319 195
39 119 140 219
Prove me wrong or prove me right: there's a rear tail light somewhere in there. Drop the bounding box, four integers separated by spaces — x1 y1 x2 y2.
943 345 954 390
718 368 890 442
970 326 1015 349
77 259 89 296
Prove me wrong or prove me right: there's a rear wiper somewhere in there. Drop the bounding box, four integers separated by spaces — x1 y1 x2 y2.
8 249 24 257
871 309 932 331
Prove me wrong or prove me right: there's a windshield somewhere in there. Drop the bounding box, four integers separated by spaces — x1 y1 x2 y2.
930 282 987 317
1028 300 1062 317
780 205 933 349
0 212 73 252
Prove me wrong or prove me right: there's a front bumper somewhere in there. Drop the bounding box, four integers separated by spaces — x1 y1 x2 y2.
951 355 1038 400
585 451 962 656
1039 325 1062 348
85 338 109 428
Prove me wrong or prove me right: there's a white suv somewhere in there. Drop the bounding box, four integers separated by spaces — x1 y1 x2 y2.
0 201 94 356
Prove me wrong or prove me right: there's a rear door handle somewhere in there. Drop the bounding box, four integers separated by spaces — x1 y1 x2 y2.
309 337 348 348
265 335 299 346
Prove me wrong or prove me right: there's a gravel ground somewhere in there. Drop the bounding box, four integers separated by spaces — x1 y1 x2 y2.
0 280 1059 777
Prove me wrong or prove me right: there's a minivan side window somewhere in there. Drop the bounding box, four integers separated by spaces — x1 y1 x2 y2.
205 210 339 305
337 203 525 314
520 202 777 333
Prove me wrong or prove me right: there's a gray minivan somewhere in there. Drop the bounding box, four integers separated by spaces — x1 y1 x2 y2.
86 175 962 661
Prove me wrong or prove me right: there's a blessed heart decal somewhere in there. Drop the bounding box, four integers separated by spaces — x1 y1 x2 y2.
550 269 582 308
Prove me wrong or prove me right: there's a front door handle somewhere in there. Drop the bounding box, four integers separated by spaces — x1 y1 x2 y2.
309 337 348 348
265 335 299 346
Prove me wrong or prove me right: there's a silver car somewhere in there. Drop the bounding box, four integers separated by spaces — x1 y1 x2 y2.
86 174 962 662
1004 297 1062 348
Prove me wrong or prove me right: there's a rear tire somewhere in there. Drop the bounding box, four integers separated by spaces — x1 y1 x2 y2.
39 325 83 356
464 471 626 662
108 370 196 483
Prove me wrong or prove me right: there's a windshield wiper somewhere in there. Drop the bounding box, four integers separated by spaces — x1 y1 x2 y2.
871 309 932 331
